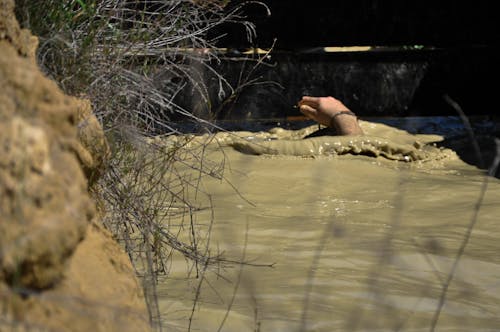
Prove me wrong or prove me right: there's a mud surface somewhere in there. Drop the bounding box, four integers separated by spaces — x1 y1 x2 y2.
153 122 500 331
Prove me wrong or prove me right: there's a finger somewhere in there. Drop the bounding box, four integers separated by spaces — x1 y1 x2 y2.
299 96 321 108
299 104 317 118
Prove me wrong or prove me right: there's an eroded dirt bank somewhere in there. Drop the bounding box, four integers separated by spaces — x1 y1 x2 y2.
0 0 150 330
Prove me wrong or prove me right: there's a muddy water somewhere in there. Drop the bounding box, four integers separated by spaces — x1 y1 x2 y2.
154 120 500 332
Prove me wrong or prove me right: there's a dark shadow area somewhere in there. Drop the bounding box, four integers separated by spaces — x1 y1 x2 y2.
170 44 496 123
365 116 500 178
437 134 500 176
172 0 498 121
214 1 497 50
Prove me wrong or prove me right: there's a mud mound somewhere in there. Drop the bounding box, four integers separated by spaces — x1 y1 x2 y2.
0 0 149 330
168 122 457 163
230 133 452 162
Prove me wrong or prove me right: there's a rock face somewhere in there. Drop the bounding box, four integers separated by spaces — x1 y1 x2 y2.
0 0 150 330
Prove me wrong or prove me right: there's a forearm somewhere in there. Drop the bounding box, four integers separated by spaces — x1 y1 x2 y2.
329 111 364 135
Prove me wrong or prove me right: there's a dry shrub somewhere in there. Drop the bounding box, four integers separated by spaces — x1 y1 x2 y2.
15 0 270 329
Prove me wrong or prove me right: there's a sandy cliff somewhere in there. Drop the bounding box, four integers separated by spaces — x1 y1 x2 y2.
0 0 150 330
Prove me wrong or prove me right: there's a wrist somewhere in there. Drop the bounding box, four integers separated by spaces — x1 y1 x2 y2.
328 110 357 128
329 110 363 135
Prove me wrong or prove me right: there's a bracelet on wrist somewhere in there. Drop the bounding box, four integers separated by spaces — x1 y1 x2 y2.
329 110 357 128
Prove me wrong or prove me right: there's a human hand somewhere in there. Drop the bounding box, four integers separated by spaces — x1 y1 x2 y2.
297 96 363 135
298 96 351 127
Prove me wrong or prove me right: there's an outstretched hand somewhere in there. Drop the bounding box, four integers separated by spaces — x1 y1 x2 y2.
297 96 364 135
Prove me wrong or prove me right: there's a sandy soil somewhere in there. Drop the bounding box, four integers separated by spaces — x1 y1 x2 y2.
0 0 150 330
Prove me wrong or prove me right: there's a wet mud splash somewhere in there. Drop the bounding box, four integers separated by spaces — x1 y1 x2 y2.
229 122 453 162
159 120 459 163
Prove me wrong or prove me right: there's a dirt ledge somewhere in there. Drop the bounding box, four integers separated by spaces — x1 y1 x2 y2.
0 0 150 330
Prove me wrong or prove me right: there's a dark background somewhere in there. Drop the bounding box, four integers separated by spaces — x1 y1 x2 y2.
217 0 497 49
205 0 497 118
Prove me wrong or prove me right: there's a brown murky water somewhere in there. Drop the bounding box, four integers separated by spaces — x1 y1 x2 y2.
154 120 500 331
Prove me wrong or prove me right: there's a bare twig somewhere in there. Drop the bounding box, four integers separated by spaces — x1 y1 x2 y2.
430 95 499 331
